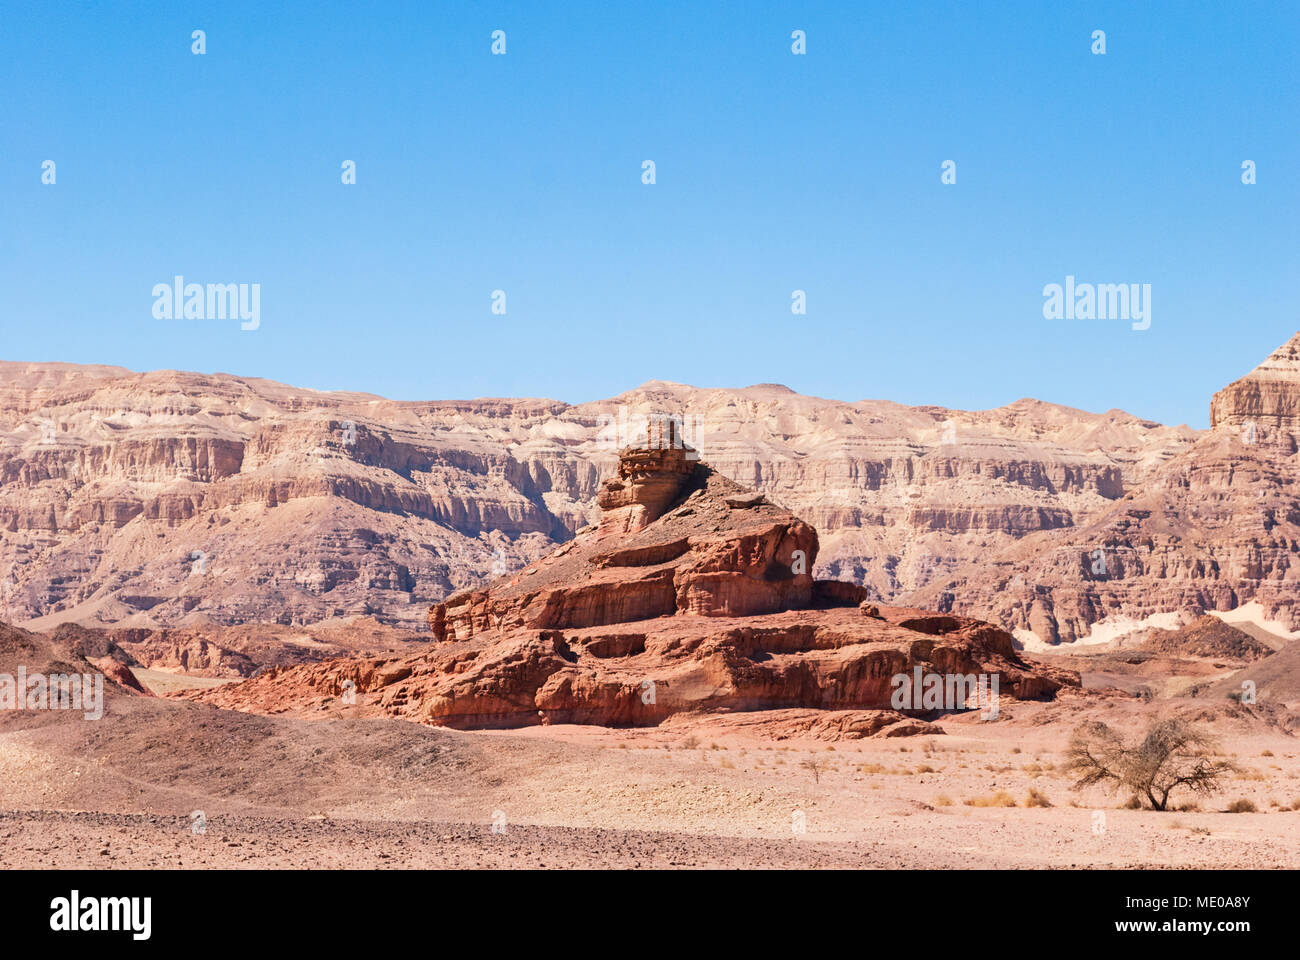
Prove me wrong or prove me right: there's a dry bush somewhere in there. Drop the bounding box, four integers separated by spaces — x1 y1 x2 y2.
1065 718 1236 811
965 791 1017 808
1025 788 1052 808
1225 798 1258 813
934 794 954 806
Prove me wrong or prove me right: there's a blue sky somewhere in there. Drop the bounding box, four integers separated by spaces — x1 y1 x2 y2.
2 0 1296 427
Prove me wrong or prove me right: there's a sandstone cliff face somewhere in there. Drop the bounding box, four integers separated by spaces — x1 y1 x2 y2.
906 333 1300 643
1211 332 1300 434
192 606 1072 730
0 361 1197 631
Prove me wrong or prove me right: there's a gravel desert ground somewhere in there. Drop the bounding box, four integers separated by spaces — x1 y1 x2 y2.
3 670 1297 869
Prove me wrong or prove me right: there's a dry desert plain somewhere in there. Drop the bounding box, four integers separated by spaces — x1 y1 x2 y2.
1 625 1299 870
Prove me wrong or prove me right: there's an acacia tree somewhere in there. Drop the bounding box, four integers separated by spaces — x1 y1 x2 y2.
1065 718 1236 811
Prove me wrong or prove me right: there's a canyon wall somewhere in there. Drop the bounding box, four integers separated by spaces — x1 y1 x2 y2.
0 349 1240 635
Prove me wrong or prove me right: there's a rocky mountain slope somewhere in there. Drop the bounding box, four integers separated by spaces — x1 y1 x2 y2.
0 359 1197 631
907 333 1300 643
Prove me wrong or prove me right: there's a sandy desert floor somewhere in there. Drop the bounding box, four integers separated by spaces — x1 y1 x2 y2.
2 688 1297 869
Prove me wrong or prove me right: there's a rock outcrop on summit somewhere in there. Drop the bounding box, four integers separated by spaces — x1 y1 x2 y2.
192 444 1073 731
429 433 817 643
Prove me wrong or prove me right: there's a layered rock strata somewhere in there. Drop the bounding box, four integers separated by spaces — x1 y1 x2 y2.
191 449 1074 730
906 333 1300 642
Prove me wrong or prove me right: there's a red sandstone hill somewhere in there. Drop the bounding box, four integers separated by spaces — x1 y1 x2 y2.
189 444 1075 732
1142 615 1273 662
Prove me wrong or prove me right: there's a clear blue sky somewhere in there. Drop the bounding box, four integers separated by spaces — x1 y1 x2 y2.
3 0 1296 427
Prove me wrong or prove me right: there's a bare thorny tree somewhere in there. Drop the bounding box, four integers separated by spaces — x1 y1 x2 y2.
1065 718 1237 811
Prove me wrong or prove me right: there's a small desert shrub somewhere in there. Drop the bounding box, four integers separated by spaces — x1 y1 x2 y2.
1025 788 1053 808
681 735 700 750
917 764 936 774
1174 801 1201 812
934 794 954 806
1065 718 1237 811
1262 750 1274 757
858 763 888 775
1011 747 1021 754
1225 799 1258 813
1123 795 1144 810
965 791 1017 808
1191 826 1211 836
